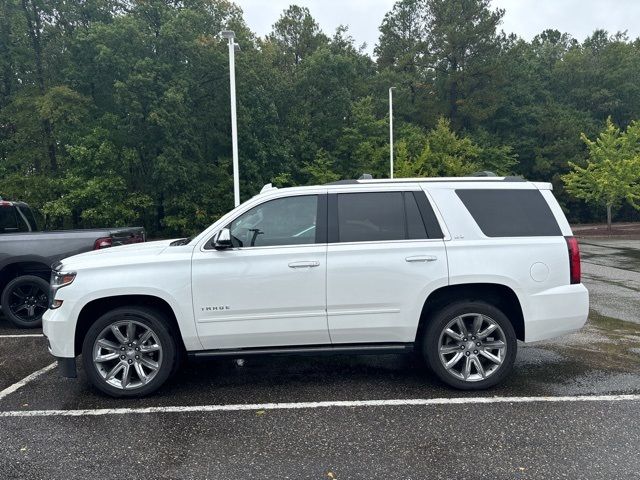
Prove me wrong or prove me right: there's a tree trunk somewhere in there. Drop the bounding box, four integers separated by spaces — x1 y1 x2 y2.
606 203 612 234
21 0 57 173
155 192 165 234
448 55 459 128
0 1 13 105
449 76 458 126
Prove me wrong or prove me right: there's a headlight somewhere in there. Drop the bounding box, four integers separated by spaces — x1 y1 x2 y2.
51 271 76 288
49 270 76 309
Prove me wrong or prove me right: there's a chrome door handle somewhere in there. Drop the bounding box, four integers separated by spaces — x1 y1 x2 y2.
288 261 320 268
405 255 437 263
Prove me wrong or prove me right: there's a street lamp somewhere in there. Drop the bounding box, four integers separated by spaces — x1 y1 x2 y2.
221 30 241 207
389 86 395 179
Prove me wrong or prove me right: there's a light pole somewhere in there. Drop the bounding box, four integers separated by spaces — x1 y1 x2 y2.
221 30 241 207
388 86 395 179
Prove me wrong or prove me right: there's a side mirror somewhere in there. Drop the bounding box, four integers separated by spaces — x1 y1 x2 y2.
213 228 233 250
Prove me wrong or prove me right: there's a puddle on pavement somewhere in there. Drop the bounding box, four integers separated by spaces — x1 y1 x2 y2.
536 311 640 375
508 311 640 395
580 240 640 271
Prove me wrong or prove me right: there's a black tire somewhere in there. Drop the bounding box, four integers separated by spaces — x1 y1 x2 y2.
82 306 176 398
422 301 517 390
1 275 49 328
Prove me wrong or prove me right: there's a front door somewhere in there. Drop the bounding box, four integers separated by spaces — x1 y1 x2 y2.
192 193 330 350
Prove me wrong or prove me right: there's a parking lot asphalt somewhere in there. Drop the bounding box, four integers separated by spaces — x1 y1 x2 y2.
581 239 640 325
1 238 639 479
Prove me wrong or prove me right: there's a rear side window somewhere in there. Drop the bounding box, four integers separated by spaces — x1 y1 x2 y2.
456 189 561 237
333 191 442 242
337 192 404 242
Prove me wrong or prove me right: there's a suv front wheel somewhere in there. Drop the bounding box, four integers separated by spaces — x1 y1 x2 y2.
82 306 176 397
422 301 517 390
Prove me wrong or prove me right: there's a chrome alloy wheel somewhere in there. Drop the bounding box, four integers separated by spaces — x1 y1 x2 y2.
92 320 163 390
438 313 507 382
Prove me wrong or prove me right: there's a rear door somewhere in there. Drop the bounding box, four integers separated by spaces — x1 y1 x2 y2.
326 188 449 344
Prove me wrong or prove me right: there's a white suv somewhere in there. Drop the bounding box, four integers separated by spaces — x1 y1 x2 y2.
43 177 589 397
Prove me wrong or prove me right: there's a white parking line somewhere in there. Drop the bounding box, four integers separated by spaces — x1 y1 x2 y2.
0 362 56 402
1 393 638 418
0 334 44 339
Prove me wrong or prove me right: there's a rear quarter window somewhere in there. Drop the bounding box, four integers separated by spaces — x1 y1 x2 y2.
456 189 561 237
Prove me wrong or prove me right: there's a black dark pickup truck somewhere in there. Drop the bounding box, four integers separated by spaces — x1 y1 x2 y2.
0 199 145 328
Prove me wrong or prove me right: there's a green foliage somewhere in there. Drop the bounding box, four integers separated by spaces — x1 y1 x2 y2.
563 118 640 227
43 174 153 227
302 149 340 185
1 0 639 237
336 97 389 177
394 118 516 177
268 5 328 68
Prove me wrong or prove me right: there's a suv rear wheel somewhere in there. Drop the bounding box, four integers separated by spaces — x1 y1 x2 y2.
422 301 517 390
82 306 176 398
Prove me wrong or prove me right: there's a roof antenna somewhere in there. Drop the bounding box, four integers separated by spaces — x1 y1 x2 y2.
358 173 373 180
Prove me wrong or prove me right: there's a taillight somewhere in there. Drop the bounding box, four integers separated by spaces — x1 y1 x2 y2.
565 236 581 284
124 233 144 244
93 237 113 249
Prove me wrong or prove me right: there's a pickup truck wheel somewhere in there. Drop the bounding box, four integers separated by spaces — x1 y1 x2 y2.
82 307 176 398
1 275 49 328
422 301 517 390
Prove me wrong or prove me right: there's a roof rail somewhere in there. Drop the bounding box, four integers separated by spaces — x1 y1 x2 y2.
469 171 497 177
325 179 359 185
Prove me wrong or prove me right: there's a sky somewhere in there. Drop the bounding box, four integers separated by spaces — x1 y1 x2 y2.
234 0 640 55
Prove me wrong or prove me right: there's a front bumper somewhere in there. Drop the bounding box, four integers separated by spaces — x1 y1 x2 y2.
42 301 79 377
42 332 77 378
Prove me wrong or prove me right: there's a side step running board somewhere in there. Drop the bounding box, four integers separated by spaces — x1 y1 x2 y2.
189 343 414 358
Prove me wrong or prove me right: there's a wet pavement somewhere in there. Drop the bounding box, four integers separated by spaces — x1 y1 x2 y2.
0 238 639 478
581 239 640 325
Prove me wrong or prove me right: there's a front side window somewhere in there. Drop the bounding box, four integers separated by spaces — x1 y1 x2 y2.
227 195 319 247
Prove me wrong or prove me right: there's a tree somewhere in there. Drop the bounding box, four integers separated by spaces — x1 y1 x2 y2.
563 118 640 231
302 149 340 184
377 0 506 128
376 0 428 75
426 0 505 128
336 96 389 178
394 117 516 177
268 5 328 68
